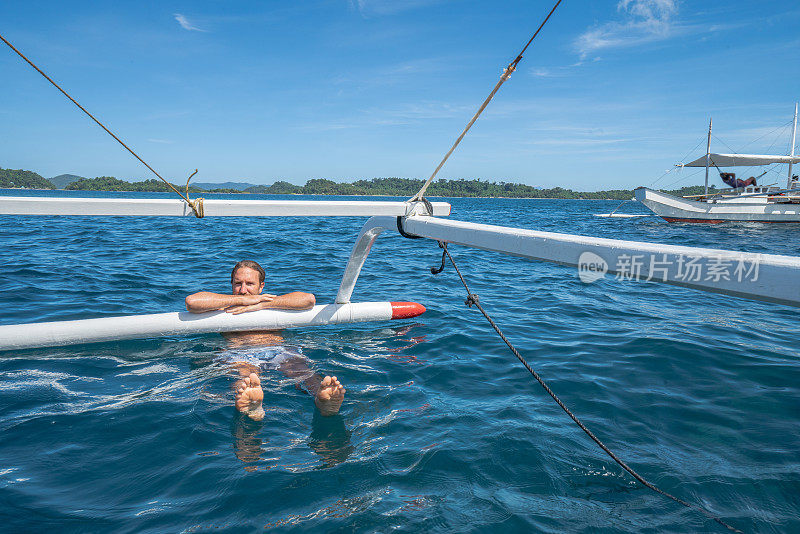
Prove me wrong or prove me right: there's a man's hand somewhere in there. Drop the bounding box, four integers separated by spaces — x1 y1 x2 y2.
225 294 277 315
186 290 315 314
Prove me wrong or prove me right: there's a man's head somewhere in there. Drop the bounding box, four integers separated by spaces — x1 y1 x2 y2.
231 260 265 295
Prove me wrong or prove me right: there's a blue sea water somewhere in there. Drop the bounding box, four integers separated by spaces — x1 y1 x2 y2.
0 190 798 533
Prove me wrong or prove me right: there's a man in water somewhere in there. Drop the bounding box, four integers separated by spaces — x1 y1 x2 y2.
185 260 345 420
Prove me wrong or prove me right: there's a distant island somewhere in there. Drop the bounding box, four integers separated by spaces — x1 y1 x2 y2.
0 167 721 199
50 173 85 189
0 168 56 190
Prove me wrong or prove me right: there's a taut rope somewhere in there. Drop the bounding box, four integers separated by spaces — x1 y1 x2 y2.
410 0 563 202
0 32 204 217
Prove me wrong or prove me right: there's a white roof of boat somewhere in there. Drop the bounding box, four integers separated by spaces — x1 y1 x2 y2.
682 153 800 167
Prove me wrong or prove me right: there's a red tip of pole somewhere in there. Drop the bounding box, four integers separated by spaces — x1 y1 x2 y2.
390 302 426 319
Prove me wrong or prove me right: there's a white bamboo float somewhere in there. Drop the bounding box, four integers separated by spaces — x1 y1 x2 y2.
337 216 800 308
0 197 451 217
0 302 426 351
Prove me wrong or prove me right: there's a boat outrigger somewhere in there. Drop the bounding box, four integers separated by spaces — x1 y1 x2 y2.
636 104 800 223
1 196 799 352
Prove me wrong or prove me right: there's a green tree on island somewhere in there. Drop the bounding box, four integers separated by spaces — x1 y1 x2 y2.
0 168 55 189
6 167 721 199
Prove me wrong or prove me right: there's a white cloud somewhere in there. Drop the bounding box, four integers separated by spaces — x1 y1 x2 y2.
520 123 636 148
575 0 678 59
174 14 206 32
530 65 583 78
349 0 442 17
331 57 451 88
530 68 560 78
618 0 677 25
293 101 472 131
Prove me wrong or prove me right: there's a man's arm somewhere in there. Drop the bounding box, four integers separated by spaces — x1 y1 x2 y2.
268 292 316 310
225 292 316 314
185 291 315 314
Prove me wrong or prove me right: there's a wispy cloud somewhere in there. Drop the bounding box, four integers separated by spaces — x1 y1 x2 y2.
348 0 443 17
575 0 679 59
174 14 206 32
530 68 562 78
521 124 636 148
332 58 443 84
147 138 174 144
329 57 457 95
293 101 473 131
142 110 192 122
525 137 634 147
368 101 473 121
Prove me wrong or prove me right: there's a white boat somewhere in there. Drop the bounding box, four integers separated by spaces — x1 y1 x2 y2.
635 184 800 223
636 105 800 223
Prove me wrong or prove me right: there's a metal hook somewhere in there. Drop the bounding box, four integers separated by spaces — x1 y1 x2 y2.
184 169 198 199
430 241 447 275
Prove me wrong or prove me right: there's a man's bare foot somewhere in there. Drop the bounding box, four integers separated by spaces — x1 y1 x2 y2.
235 373 265 421
315 375 345 416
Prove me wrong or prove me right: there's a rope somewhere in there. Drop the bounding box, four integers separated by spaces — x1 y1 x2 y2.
737 120 792 153
607 199 628 216
0 32 204 218
430 241 447 274
652 137 706 187
662 167 704 190
396 216 424 239
668 120 792 193
648 166 676 187
424 239 741 533
397 198 435 238
410 0 563 202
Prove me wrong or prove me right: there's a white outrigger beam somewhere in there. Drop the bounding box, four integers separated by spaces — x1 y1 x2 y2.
0 302 426 351
0 196 452 217
337 216 800 308
3 202 800 351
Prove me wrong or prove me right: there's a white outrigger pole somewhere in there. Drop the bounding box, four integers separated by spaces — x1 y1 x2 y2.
704 118 712 196
0 302 426 351
337 214 800 308
0 196 451 217
787 103 798 190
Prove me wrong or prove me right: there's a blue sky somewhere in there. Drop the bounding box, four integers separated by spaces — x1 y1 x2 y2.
1 1 799 190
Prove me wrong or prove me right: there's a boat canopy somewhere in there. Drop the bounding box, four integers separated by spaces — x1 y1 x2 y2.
682 153 800 167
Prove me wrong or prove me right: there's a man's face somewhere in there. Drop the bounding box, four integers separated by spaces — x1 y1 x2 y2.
231 267 264 295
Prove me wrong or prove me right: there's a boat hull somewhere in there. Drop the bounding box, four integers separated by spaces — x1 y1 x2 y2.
634 187 800 223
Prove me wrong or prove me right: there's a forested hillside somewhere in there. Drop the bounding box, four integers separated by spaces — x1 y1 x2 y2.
4 168 721 199
0 168 55 189
65 176 210 193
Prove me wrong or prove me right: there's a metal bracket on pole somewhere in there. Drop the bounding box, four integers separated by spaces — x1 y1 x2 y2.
336 216 396 304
